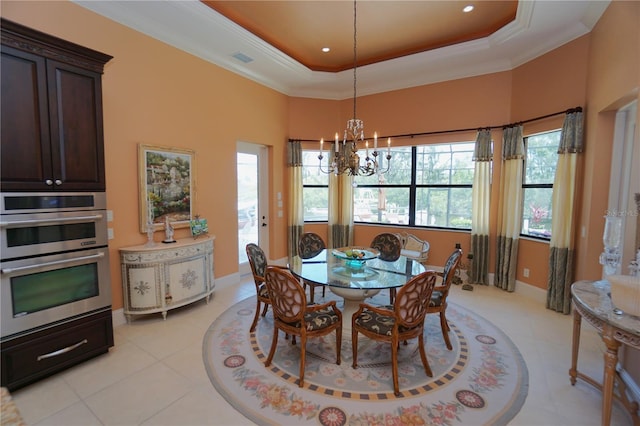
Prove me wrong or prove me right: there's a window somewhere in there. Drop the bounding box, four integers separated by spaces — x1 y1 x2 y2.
302 151 328 221
415 143 474 228
351 142 475 229
521 130 561 239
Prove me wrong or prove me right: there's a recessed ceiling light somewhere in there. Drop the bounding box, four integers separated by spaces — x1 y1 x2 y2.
322 47 330 53
463 5 474 13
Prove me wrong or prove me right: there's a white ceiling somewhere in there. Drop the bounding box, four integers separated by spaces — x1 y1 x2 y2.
74 0 610 100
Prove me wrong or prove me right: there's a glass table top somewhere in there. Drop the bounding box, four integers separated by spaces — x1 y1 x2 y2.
289 248 426 290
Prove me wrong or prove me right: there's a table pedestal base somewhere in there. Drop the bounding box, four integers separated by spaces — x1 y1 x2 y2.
329 287 382 333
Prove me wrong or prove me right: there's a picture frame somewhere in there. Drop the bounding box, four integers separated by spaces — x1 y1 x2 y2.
138 144 195 233
190 217 208 238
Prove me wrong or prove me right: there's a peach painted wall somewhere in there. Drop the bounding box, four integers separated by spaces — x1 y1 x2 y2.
509 35 590 289
2 0 638 309
578 0 640 281
583 0 640 391
290 45 592 288
290 73 512 268
1 1 291 310
291 6 635 293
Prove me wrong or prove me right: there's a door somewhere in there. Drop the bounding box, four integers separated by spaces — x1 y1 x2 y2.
237 142 269 274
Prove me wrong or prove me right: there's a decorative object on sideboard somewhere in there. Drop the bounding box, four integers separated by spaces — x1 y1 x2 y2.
190 215 208 239
608 274 640 317
629 249 640 277
163 216 176 244
636 193 640 252
145 194 156 247
599 214 622 276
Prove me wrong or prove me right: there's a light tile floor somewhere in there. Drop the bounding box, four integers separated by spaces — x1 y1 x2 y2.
8 276 634 425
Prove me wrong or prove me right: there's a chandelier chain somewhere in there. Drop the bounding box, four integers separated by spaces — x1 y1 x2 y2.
353 0 357 121
316 0 392 176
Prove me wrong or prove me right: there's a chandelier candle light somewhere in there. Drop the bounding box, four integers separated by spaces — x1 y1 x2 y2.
318 0 392 176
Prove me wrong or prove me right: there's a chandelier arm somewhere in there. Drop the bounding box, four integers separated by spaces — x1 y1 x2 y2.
319 0 392 177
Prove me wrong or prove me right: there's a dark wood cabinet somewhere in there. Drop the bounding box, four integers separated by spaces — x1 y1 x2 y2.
1 308 114 391
1 18 112 192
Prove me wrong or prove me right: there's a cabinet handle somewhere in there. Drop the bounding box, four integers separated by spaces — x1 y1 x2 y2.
0 214 104 228
1 252 104 274
37 339 88 361
54 179 62 185
45 179 53 185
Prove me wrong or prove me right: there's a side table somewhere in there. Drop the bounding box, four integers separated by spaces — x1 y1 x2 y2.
570 280 640 426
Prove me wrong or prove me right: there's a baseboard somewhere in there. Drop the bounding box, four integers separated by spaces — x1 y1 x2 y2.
112 308 126 328
513 277 547 304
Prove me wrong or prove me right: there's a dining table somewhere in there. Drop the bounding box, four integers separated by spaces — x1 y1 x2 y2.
288 247 426 331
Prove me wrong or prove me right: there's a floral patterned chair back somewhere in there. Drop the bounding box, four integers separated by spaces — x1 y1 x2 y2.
370 233 402 261
298 232 326 259
245 243 270 332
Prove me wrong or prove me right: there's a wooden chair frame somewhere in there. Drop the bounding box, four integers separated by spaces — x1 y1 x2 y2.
264 266 342 387
371 233 403 304
352 270 438 395
428 248 463 350
297 232 327 303
245 243 287 332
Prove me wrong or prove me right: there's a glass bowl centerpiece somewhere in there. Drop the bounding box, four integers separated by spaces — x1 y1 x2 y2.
332 246 380 269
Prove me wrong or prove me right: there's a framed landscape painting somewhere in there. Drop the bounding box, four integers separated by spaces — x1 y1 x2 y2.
138 144 195 233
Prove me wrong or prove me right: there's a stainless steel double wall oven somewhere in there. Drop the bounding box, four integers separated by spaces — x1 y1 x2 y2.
0 192 113 389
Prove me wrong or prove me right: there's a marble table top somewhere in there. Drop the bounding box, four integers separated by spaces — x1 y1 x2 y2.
571 280 640 338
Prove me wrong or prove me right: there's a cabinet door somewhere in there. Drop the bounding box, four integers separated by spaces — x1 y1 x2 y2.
47 60 106 191
0 46 53 191
124 265 162 311
167 256 207 304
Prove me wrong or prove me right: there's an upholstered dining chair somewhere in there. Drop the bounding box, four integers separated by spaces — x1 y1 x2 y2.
371 233 403 304
264 266 342 387
297 232 326 303
352 270 438 396
245 243 287 333
428 248 463 350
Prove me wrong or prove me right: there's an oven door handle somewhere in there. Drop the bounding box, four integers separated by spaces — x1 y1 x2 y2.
0 214 103 227
1 252 105 274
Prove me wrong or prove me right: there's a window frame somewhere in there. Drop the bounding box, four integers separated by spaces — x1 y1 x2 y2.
520 129 561 241
302 141 475 231
301 150 329 222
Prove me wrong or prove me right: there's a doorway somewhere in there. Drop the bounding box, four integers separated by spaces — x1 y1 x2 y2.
237 142 269 274
608 100 638 270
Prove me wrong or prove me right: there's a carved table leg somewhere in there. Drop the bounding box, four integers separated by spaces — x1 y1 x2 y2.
601 328 621 426
569 309 582 385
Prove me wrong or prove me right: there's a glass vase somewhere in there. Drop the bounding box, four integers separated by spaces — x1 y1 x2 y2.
599 215 622 276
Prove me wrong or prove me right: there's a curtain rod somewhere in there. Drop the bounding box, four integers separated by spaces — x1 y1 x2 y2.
289 106 582 143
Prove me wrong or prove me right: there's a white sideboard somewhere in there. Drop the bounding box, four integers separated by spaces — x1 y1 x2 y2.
120 236 214 321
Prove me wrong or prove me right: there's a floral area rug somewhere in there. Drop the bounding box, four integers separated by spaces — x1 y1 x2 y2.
203 291 528 426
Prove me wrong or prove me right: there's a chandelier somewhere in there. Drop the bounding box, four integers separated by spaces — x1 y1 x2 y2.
318 0 391 176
